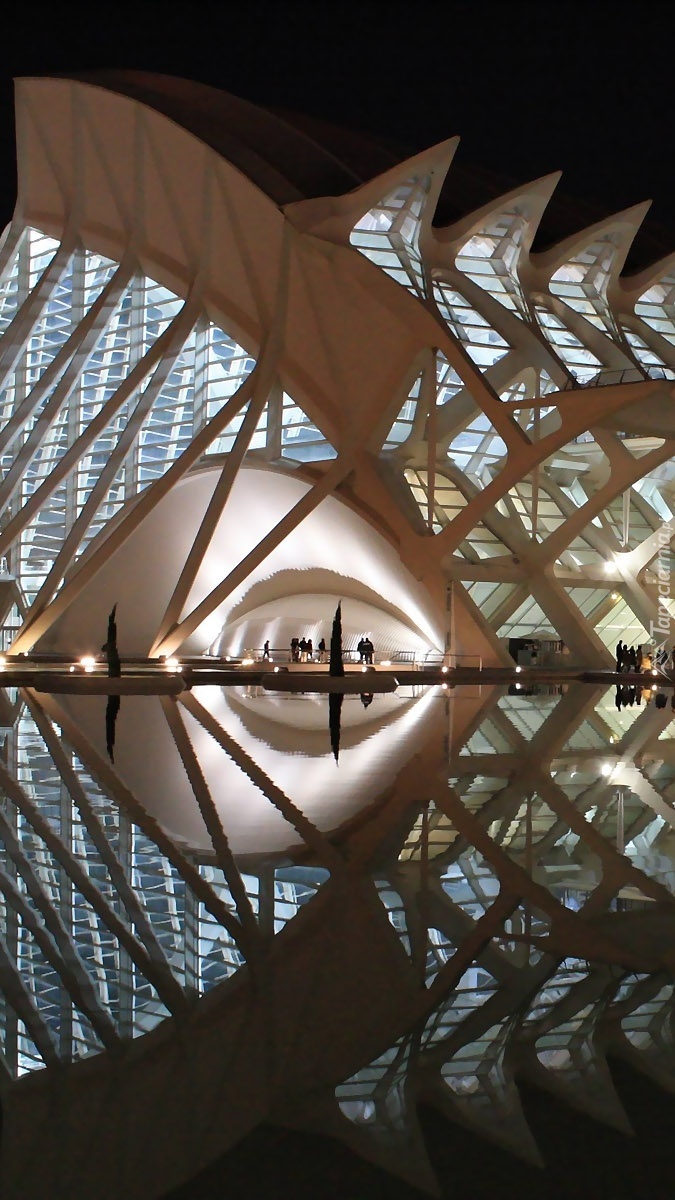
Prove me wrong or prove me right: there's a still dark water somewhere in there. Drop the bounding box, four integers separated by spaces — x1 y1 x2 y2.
3 678 675 1198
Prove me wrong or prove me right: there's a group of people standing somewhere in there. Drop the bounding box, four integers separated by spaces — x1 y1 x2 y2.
289 636 327 663
615 642 674 673
261 633 375 664
615 642 644 672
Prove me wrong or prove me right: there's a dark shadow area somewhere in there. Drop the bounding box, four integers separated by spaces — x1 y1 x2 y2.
163 1059 675 1199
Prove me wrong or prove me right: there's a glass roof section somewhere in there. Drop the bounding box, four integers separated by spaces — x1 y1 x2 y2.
350 176 430 299
549 238 618 333
622 325 675 377
384 371 422 450
533 304 603 383
635 275 675 346
433 280 510 369
404 467 468 533
455 210 527 315
447 412 508 483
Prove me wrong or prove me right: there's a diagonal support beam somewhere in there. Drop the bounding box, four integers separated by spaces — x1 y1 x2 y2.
178 690 345 872
159 695 261 943
152 368 271 652
28 689 259 964
0 296 199 562
24 691 185 999
10 359 262 653
22 295 202 626
0 753 188 1018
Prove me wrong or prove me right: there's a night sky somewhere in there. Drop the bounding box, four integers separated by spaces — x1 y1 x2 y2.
0 2 673 260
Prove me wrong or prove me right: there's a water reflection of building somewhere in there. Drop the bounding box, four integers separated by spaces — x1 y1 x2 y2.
2 682 675 1194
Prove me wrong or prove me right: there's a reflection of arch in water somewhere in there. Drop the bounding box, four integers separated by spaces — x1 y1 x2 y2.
52 684 439 857
223 685 417 755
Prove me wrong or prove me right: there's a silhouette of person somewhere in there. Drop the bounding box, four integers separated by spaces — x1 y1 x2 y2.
101 604 121 677
318 637 326 663
263 640 270 660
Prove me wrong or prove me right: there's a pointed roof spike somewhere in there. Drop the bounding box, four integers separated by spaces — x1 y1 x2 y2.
530 199 653 280
284 137 460 245
618 244 675 302
425 1076 545 1167
433 170 563 256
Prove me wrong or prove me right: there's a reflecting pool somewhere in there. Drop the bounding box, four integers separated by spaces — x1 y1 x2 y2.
3 678 675 1197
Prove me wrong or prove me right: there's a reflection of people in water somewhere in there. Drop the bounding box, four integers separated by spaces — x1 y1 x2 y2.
360 693 374 708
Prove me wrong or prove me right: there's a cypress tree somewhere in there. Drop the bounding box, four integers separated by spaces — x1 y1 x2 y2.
329 602 344 677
